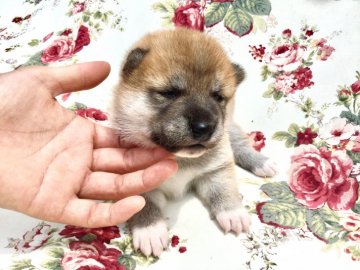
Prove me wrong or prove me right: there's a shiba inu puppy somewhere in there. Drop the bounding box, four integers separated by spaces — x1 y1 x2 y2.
110 28 277 257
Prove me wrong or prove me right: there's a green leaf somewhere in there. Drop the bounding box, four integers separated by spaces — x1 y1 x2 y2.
118 254 136 270
83 15 90 22
224 6 253 37
352 203 360 214
257 201 306 228
80 233 97 242
22 51 45 67
67 102 87 111
306 209 327 241
306 209 345 243
347 151 360 164
205 2 230 27
288 123 300 136
272 131 293 141
93 11 102 19
232 0 272 16
285 136 297 148
262 88 274 98
273 90 283 100
152 0 177 13
260 65 270 81
341 111 360 125
260 182 297 203
47 247 64 259
11 259 35 270
28 39 40 47
42 259 62 270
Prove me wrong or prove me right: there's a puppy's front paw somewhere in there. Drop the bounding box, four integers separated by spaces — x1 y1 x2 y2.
132 220 169 257
216 207 251 235
253 159 278 177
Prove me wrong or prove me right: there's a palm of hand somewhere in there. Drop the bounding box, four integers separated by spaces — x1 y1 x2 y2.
0 62 177 227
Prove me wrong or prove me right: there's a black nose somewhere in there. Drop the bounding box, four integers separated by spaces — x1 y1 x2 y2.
190 120 216 141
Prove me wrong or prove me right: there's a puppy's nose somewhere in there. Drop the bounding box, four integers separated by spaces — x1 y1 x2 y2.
190 120 216 141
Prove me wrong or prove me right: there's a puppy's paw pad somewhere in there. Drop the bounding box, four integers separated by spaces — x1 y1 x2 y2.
216 207 251 235
132 220 169 257
253 159 278 177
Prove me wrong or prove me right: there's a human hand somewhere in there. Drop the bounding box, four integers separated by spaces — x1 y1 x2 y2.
0 62 178 227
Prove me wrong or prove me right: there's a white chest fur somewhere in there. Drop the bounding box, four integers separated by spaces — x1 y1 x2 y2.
158 166 200 199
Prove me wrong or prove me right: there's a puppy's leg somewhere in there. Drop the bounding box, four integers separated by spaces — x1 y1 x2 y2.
193 165 251 235
229 122 277 177
128 191 169 257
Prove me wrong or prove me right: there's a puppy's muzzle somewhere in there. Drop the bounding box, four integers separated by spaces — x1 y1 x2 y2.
190 119 217 142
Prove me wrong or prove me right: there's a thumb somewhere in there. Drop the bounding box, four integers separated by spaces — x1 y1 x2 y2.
29 61 111 97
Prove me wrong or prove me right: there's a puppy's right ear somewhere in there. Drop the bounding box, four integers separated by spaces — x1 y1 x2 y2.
122 48 149 76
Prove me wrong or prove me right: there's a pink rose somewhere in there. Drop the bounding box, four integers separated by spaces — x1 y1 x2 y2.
8 224 52 253
172 2 204 31
351 80 360 94
248 131 266 152
318 45 335 61
289 144 359 210
61 241 125 270
72 2 85 14
264 43 305 73
41 37 75 64
42 32 53 42
74 25 90 53
59 225 120 244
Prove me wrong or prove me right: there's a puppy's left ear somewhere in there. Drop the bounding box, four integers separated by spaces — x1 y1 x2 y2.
232 63 245 85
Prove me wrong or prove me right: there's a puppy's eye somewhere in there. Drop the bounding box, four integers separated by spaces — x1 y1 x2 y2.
212 92 225 103
158 88 182 99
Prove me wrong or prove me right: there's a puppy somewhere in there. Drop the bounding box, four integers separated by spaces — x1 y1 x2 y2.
110 28 276 257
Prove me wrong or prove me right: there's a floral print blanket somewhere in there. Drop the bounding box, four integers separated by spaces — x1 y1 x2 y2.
1 0 360 269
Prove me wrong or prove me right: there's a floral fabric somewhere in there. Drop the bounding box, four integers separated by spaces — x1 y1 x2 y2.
1 0 360 269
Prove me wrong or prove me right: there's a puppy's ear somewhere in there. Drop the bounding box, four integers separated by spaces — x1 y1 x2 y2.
232 63 245 85
122 48 149 76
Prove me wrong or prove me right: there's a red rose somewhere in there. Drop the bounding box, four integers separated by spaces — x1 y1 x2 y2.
74 25 90 53
61 240 125 270
248 131 266 152
41 37 75 64
171 235 180 247
282 29 292 38
76 108 108 121
305 29 314 37
12 17 23 24
296 128 317 145
351 80 360 94
172 2 204 31
59 225 120 243
178 246 187 253
293 67 314 90
289 145 359 210
61 28 73 36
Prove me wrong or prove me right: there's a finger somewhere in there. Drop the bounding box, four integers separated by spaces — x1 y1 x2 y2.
93 124 137 149
79 159 178 200
58 196 146 227
92 147 173 174
28 61 111 97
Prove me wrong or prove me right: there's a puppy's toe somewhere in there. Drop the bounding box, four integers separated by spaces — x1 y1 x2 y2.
132 220 169 257
253 159 278 177
216 207 251 235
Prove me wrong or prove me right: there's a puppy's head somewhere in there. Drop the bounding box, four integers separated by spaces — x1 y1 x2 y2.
111 28 245 158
